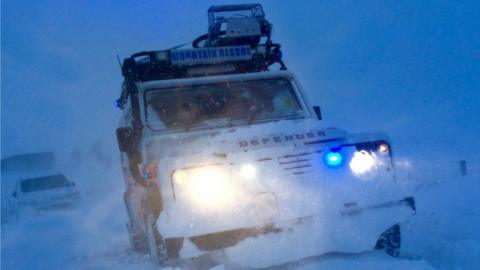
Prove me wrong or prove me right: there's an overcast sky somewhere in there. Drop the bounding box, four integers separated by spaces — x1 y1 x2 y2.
2 0 479 162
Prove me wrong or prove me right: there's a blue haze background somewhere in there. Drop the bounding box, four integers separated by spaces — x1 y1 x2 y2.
2 0 479 162
2 1 480 269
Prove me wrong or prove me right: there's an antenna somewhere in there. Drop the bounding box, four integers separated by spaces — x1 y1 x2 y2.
116 54 122 70
168 40 194 50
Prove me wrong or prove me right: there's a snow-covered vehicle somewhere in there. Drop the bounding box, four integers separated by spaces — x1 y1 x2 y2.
115 4 415 268
11 173 79 219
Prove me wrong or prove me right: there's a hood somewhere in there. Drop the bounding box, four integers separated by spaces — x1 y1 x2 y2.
144 119 347 160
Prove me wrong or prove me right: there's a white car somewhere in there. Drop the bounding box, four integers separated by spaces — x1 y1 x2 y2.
12 173 79 219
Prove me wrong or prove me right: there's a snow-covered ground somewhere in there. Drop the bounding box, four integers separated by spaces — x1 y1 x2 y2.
2 160 479 270
402 174 480 269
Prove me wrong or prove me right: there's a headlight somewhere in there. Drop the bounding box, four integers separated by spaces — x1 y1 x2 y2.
349 150 376 176
240 164 257 179
377 143 389 155
173 166 236 209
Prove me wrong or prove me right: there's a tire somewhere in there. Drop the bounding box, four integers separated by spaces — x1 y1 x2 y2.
127 222 149 253
375 224 401 257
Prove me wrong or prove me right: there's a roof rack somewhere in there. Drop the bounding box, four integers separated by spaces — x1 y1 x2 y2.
121 44 284 82
117 4 286 109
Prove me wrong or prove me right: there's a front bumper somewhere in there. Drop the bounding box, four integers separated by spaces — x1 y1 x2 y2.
18 196 78 213
164 196 415 265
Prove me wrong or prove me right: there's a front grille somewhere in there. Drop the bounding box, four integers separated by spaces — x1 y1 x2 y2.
276 150 322 175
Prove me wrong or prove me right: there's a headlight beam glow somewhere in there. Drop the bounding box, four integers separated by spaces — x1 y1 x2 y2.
240 164 257 179
349 150 376 175
173 166 236 210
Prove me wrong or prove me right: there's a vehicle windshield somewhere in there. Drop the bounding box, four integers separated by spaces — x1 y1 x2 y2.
144 78 304 131
20 175 70 193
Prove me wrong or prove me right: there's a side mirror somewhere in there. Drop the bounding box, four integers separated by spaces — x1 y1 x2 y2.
12 191 17 197
313 106 322 120
116 127 140 153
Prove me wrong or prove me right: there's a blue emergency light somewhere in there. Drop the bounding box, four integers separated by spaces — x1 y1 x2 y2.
325 152 343 167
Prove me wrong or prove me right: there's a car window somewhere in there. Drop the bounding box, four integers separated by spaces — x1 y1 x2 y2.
20 175 70 193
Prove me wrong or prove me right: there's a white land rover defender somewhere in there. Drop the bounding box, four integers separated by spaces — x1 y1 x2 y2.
116 4 415 268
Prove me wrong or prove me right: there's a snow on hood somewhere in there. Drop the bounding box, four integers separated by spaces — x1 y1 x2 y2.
143 119 347 159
